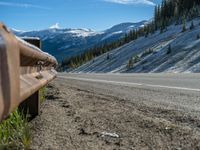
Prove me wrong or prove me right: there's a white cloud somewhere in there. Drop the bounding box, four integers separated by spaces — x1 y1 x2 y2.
103 0 155 6
49 23 60 29
0 1 50 10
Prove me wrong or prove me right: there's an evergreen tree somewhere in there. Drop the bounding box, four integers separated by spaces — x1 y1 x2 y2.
167 44 172 54
190 21 195 30
127 58 133 70
133 55 140 63
107 53 110 60
182 17 187 32
197 34 200 40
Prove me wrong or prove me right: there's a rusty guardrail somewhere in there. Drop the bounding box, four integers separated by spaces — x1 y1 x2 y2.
0 23 57 121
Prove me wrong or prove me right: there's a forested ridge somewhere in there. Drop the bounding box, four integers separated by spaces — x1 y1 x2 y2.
60 0 200 70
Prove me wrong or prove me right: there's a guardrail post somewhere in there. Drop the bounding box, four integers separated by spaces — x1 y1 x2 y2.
20 91 39 119
19 38 41 119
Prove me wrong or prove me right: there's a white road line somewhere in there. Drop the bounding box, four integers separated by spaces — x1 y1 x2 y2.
58 76 200 92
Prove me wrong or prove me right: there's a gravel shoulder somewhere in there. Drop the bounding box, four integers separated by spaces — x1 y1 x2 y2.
30 77 200 150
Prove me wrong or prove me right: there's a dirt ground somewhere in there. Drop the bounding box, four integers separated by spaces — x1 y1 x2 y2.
30 78 200 150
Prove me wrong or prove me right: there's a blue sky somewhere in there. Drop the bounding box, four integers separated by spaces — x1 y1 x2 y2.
1 0 161 31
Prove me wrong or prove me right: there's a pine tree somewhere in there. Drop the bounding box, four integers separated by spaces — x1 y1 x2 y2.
127 58 133 70
133 55 140 63
160 22 164 33
167 44 172 54
182 17 187 32
197 34 200 40
107 53 110 60
190 21 195 30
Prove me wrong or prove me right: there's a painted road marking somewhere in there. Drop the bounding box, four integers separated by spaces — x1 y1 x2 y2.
58 76 200 92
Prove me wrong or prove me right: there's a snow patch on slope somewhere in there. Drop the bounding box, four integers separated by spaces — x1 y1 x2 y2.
101 31 123 41
66 29 98 37
73 18 200 73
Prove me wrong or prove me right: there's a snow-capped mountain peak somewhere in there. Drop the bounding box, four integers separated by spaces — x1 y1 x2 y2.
50 23 60 29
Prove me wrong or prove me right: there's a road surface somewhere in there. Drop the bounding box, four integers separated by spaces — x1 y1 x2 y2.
31 73 200 150
60 73 200 91
59 73 200 112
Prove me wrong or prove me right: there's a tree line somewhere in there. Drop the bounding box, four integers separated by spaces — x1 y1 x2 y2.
154 0 199 32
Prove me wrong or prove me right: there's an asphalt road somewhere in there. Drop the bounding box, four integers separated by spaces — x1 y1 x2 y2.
59 73 200 91
58 73 200 112
31 73 200 149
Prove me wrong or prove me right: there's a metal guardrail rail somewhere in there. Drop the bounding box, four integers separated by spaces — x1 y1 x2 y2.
0 23 57 122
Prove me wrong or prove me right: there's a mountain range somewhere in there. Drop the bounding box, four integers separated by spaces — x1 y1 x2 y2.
13 21 147 62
